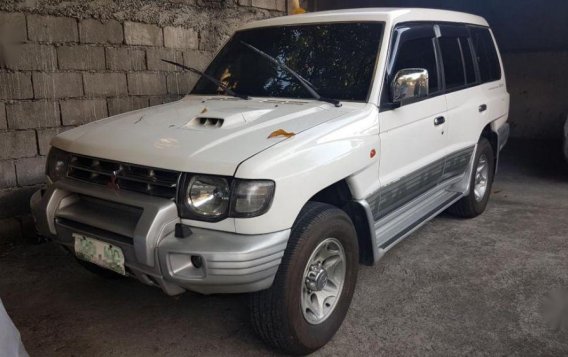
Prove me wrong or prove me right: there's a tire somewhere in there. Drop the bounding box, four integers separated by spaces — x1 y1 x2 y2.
249 202 359 355
76 258 125 280
448 137 495 218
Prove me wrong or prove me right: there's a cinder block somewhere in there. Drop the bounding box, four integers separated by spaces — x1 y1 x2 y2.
124 22 163 46
106 47 146 71
84 73 128 97
0 12 27 43
0 103 6 130
57 46 105 70
6 101 60 129
183 50 213 71
0 73 33 100
107 97 149 116
147 48 184 71
148 96 164 106
198 30 221 52
0 131 37 160
60 99 108 126
127 73 167 96
37 127 71 156
0 187 38 218
79 19 123 44
275 0 286 11
252 0 277 10
15 157 47 186
163 95 183 103
33 72 83 99
0 161 16 188
164 26 198 49
4 44 57 70
166 72 198 95
27 14 78 43
149 95 182 106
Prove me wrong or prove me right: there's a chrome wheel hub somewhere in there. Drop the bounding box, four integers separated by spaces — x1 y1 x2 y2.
474 154 489 202
305 262 329 291
301 238 346 325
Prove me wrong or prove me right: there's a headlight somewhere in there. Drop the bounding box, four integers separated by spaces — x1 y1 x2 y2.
231 180 275 218
185 175 230 219
179 175 275 221
46 147 70 183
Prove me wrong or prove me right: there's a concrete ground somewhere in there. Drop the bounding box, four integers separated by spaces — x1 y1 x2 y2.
1 140 568 356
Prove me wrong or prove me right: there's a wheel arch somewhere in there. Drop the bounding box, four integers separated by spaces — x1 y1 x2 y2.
308 179 375 266
481 123 499 173
481 124 498 154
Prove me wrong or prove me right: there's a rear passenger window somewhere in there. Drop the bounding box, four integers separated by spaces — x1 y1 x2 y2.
438 37 464 89
390 25 439 93
470 27 501 82
459 37 476 85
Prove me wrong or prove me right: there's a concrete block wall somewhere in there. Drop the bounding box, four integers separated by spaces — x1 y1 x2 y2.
0 0 286 238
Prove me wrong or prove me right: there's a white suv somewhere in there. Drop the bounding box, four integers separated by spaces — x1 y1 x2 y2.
31 8 510 354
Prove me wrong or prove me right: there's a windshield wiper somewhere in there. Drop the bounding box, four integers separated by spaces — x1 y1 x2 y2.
161 59 249 100
240 41 342 107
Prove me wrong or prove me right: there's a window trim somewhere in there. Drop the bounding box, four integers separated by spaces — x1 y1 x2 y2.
379 22 445 112
434 24 482 95
467 24 503 84
379 21 503 112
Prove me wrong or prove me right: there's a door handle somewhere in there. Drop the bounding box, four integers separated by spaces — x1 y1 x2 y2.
479 104 487 112
434 116 445 126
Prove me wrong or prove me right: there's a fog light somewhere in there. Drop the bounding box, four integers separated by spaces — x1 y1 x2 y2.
191 255 203 268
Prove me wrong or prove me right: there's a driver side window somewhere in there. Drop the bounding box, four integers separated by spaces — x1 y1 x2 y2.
392 36 439 93
381 24 440 107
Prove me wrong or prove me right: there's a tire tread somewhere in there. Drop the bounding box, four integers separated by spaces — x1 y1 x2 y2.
249 202 354 355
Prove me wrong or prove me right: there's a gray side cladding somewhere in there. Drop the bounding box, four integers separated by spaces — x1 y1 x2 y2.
367 146 475 221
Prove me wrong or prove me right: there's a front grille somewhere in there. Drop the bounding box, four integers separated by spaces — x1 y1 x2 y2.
67 155 180 200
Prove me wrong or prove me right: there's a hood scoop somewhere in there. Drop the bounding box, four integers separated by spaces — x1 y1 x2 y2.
186 117 224 128
182 108 275 130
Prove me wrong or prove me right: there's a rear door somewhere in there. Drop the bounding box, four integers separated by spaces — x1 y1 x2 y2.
376 23 449 220
436 23 482 180
469 26 509 131
443 24 508 157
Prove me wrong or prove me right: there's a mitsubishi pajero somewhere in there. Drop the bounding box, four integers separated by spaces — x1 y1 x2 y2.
31 8 510 354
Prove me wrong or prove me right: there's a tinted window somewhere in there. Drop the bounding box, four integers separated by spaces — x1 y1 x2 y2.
470 27 501 82
390 26 439 93
192 23 384 101
460 37 477 84
438 37 465 89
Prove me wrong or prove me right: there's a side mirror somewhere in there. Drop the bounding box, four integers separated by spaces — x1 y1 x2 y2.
390 68 429 105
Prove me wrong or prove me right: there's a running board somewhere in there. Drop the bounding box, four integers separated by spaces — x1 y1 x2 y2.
374 190 463 257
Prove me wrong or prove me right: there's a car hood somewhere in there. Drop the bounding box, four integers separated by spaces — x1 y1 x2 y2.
52 95 358 175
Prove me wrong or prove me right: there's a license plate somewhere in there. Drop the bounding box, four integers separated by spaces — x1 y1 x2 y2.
73 233 126 275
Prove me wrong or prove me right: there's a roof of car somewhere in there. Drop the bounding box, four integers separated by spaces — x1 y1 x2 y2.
240 8 488 30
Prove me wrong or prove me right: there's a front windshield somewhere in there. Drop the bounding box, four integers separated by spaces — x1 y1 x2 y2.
191 22 384 102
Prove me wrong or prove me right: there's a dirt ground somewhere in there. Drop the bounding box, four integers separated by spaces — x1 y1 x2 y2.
1 140 568 356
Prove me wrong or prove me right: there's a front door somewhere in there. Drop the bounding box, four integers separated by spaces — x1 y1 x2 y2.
374 23 448 221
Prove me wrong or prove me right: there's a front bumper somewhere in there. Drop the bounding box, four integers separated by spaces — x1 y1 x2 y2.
30 179 289 295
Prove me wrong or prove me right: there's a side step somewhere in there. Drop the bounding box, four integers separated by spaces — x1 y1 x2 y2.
374 190 463 257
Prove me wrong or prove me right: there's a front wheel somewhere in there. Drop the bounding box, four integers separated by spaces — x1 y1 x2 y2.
249 202 359 355
448 137 495 218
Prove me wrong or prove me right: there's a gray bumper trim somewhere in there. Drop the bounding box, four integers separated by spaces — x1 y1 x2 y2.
158 228 290 294
30 179 178 267
30 180 290 295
